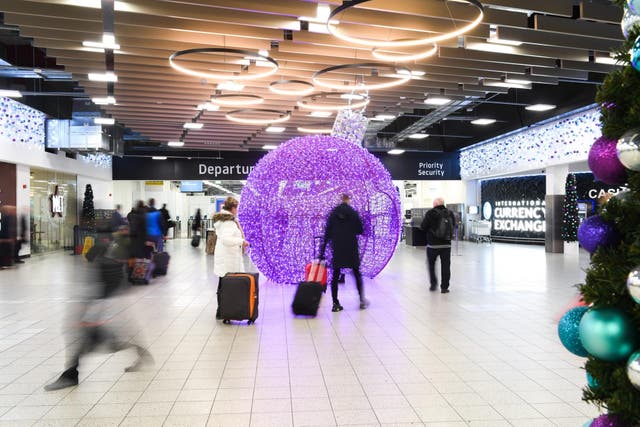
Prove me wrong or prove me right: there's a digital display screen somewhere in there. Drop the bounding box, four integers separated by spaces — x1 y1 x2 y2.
181 180 204 192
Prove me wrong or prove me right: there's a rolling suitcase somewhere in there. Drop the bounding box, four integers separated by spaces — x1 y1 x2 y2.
153 252 170 276
129 258 154 284
304 259 327 289
217 273 259 324
191 233 201 248
292 281 324 316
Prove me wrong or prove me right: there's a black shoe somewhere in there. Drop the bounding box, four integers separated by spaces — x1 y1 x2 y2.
359 299 370 310
441 289 450 294
44 374 78 391
338 273 345 284
429 284 437 291
14 259 24 264
332 303 344 312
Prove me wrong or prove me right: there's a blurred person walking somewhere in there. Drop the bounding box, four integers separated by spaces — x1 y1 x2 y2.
0 205 16 268
146 198 165 252
109 204 127 232
128 201 148 259
420 197 456 293
321 194 368 312
159 203 173 238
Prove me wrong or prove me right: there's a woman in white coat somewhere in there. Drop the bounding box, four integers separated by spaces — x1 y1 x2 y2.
213 196 248 278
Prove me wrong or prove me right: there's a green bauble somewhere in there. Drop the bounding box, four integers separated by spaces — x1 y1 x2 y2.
579 308 637 362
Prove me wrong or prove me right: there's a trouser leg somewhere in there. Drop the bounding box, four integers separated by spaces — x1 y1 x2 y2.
426 248 438 286
331 267 341 304
440 248 452 290
352 266 364 301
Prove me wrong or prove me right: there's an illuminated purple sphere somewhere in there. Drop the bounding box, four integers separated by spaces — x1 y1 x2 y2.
577 215 620 254
588 136 627 185
590 414 628 427
238 134 402 284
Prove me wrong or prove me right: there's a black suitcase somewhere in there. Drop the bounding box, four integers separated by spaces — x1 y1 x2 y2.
153 252 170 276
292 281 324 316
191 234 201 247
217 273 259 324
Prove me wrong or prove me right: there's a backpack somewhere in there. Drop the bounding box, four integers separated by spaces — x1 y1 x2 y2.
432 209 453 240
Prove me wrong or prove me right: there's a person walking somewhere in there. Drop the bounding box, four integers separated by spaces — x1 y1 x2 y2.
420 197 456 293
159 204 172 238
192 208 202 237
321 194 368 312
146 198 165 252
110 204 127 232
212 198 248 278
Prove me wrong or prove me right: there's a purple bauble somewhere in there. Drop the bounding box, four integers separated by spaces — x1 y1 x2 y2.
588 136 627 185
578 215 620 254
590 414 628 427
238 135 402 284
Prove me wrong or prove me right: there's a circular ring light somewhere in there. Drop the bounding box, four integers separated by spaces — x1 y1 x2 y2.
225 108 291 125
312 63 411 91
169 48 279 81
327 0 484 47
269 80 315 96
297 125 333 134
372 43 438 62
297 92 370 111
211 94 264 107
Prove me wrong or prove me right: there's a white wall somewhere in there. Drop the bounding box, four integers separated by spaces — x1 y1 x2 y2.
77 175 114 214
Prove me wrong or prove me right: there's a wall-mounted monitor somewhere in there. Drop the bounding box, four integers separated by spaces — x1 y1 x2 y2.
468 205 479 215
181 180 204 192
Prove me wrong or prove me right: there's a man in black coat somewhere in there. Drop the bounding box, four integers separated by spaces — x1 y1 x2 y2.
420 197 456 293
321 194 369 312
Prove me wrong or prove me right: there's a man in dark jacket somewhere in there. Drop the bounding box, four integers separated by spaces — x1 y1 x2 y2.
321 194 369 312
420 197 456 293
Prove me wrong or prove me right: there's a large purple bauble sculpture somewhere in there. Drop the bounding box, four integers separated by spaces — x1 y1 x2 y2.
588 136 627 185
577 215 620 254
238 135 402 284
590 414 628 427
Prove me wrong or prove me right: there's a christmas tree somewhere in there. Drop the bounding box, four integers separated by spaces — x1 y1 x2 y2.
561 173 579 242
81 184 95 230
556 1 640 424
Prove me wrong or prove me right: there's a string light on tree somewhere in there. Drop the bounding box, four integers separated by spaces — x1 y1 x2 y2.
561 173 579 242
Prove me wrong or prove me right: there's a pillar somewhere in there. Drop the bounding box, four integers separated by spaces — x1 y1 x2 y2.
545 165 569 253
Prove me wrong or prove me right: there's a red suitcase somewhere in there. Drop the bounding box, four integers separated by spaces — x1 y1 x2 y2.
305 259 327 287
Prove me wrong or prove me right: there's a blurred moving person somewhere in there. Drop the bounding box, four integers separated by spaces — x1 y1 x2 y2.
0 205 16 268
146 198 165 252
44 229 153 391
129 201 148 259
109 204 127 232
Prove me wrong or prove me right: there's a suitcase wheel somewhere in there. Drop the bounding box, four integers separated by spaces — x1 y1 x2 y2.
222 319 231 325
247 320 254 325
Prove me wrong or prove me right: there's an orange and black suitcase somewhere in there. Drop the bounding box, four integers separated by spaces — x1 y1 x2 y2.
216 272 259 324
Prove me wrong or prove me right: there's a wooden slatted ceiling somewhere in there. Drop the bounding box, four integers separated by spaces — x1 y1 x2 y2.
0 0 623 151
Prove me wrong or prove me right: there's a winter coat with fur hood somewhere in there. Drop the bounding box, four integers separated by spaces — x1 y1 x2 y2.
213 209 245 277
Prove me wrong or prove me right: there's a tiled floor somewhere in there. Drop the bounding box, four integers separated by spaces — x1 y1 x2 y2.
0 240 599 426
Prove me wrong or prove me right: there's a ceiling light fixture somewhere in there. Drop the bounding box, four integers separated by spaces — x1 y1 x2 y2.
340 93 365 100
169 48 279 81
488 25 523 46
371 44 437 63
408 133 429 139
265 126 286 133
92 96 116 105
94 117 115 125
211 94 264 107
217 81 245 91
525 104 556 112
88 72 118 82
313 63 411 91
225 109 291 125
83 33 120 50
168 141 185 147
297 126 333 134
388 149 405 155
262 144 278 150
327 0 484 47
0 90 22 98
297 92 370 111
466 42 515 54
152 156 167 160
309 111 333 118
424 97 451 106
196 102 220 111
373 114 396 121
504 77 532 85
470 118 496 125
183 122 204 129
269 79 315 96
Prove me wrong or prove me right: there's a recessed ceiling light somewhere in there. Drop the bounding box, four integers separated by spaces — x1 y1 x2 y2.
411 70 426 76
340 93 365 100
92 96 116 105
152 156 167 160
262 144 278 150
183 122 203 129
309 111 332 118
488 27 523 46
168 141 184 147
424 97 451 106
217 81 245 91
595 56 618 65
504 78 531 85
409 133 429 139
388 149 405 155
466 42 515 54
196 102 220 111
525 104 556 112
83 34 120 50
471 118 496 125
374 114 396 121
94 117 115 125
298 126 332 134
0 90 22 98
265 126 286 133
88 72 118 82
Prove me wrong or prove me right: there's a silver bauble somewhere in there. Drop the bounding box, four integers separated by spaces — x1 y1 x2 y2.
617 129 640 171
627 351 640 390
622 8 640 39
627 266 640 304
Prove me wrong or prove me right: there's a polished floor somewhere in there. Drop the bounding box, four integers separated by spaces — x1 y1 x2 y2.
0 240 598 426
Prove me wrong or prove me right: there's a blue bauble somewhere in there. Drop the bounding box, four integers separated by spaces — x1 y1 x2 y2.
587 371 599 388
632 36 640 72
558 306 589 356
577 215 620 254
629 0 640 15
579 308 637 362
583 421 593 427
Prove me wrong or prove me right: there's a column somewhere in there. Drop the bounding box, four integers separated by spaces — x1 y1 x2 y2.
545 165 569 253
